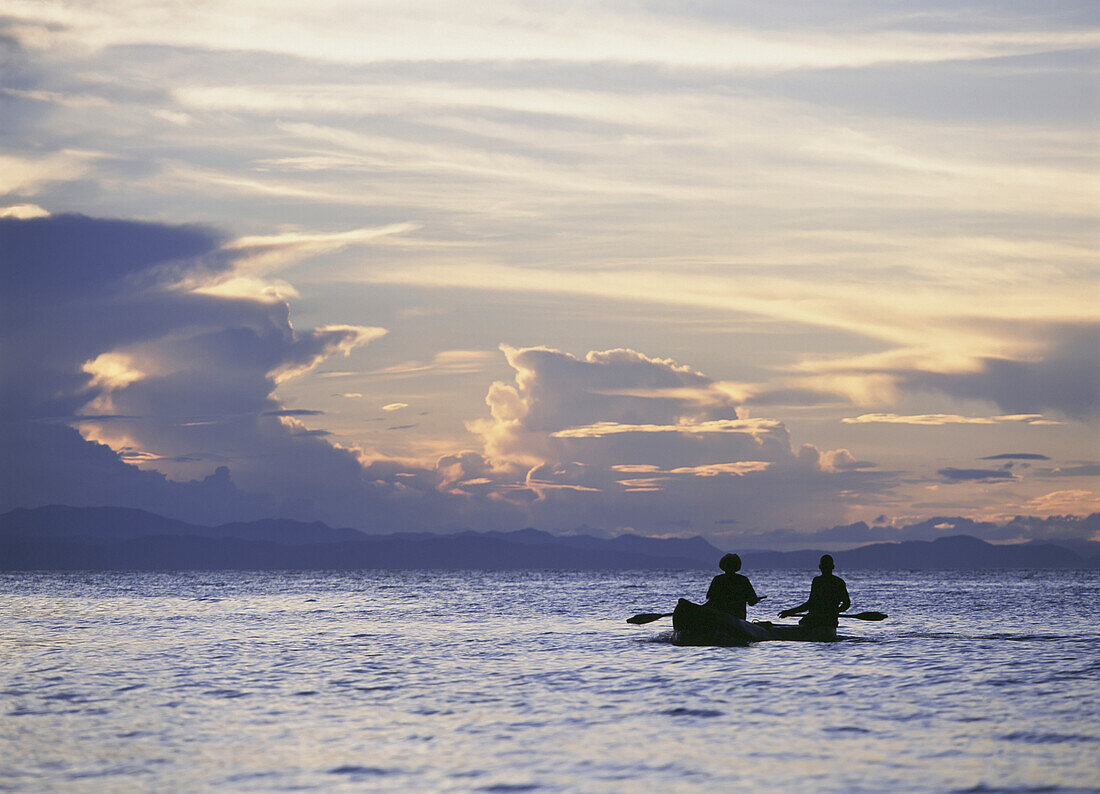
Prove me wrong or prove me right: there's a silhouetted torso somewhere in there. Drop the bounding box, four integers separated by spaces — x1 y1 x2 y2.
706 572 758 619
802 572 850 627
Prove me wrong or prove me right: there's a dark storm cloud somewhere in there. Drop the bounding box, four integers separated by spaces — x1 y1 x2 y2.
979 453 1051 460
0 212 512 532
937 467 1017 482
0 214 226 302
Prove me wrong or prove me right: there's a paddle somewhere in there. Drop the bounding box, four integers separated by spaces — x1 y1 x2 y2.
779 611 888 621
626 596 772 625
627 606 885 625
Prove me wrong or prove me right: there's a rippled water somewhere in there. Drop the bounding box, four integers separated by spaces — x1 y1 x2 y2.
1 569 1098 792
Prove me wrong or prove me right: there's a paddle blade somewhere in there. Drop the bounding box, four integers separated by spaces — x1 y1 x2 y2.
627 612 673 625
842 611 888 621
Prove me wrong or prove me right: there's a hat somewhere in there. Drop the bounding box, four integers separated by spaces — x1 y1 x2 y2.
719 553 742 573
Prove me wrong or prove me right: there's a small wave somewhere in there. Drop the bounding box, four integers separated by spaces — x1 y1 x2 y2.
663 707 723 718
328 765 399 777
975 633 1068 643
66 765 146 780
823 725 871 734
43 692 90 703
477 785 540 792
203 689 248 699
952 786 1068 793
1001 731 1098 745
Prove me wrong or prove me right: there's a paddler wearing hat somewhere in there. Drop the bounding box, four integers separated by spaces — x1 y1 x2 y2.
705 553 765 619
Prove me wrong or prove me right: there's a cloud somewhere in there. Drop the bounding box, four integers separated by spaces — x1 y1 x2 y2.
381 403 409 412
0 213 506 530
0 203 49 218
906 325 1100 420
12 2 1097 76
222 222 420 276
1038 464 1100 478
937 467 1017 483
979 453 1051 461
842 413 1053 426
0 149 98 194
818 449 878 472
1023 491 1100 515
462 344 889 532
369 350 498 378
739 512 1100 549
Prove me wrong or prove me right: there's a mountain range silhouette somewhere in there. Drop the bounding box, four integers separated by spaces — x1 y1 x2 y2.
1 505 1097 570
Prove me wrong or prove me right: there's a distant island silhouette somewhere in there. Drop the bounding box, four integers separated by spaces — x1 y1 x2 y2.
1 505 1097 571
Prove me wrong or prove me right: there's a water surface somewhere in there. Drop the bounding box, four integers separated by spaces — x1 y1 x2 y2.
1 569 1097 792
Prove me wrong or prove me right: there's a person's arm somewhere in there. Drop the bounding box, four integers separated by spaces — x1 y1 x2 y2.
746 578 762 606
706 575 720 601
838 580 851 614
778 599 809 618
780 577 818 617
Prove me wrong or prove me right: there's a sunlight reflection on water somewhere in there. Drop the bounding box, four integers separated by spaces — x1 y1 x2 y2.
1 569 1098 792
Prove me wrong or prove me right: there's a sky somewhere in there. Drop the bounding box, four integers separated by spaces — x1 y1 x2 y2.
1 1 1098 547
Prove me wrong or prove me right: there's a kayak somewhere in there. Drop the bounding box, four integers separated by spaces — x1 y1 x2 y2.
671 599 837 645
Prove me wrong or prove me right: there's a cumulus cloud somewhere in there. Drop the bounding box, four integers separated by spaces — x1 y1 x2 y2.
462 344 886 532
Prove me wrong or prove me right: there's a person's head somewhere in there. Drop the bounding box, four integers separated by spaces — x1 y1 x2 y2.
818 554 835 573
719 553 742 573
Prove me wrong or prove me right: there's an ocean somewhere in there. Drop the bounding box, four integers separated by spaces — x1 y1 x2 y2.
1 569 1097 792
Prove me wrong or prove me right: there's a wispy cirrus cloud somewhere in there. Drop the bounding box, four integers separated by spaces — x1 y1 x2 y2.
842 413 1058 426
10 2 1098 70
368 350 499 379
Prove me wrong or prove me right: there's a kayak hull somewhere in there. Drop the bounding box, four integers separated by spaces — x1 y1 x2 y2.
670 599 837 645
